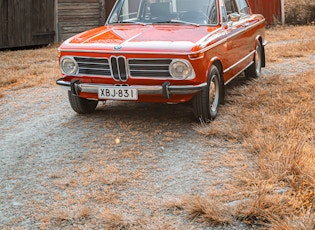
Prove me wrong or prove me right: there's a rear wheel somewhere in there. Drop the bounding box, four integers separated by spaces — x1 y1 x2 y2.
68 91 98 114
193 65 223 122
245 42 262 79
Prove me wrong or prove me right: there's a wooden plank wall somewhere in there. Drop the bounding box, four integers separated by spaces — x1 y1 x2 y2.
0 0 10 48
57 0 106 41
247 0 282 25
0 0 55 49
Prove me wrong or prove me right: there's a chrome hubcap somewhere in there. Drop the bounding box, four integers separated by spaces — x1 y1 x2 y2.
209 74 219 113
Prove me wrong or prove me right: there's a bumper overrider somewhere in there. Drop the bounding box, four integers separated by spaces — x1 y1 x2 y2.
56 78 207 99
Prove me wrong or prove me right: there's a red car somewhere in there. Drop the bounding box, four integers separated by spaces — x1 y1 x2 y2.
57 0 266 122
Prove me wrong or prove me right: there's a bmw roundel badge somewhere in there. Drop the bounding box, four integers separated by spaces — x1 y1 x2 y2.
114 45 122 50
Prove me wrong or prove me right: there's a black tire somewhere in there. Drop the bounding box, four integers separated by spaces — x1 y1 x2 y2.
193 65 223 122
245 42 262 79
68 91 98 114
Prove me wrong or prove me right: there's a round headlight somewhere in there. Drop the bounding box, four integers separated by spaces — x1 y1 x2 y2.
169 59 194 79
60 57 78 75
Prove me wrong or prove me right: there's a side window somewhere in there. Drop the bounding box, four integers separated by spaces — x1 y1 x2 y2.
221 6 228 23
224 0 238 15
208 0 218 24
237 0 249 14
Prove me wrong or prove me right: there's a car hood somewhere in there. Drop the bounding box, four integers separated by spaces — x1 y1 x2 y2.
60 24 221 54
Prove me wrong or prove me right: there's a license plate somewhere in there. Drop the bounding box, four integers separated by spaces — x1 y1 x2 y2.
98 86 138 100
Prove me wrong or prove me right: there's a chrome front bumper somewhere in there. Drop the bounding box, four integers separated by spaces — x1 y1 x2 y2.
56 78 207 99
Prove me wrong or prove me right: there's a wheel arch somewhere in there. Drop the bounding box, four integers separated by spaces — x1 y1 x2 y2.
209 57 223 78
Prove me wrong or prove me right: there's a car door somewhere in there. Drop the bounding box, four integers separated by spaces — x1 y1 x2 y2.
222 0 251 82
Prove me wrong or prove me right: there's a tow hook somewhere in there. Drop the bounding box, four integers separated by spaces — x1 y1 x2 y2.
70 80 80 96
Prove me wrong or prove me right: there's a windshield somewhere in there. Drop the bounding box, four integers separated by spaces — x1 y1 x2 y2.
108 0 218 26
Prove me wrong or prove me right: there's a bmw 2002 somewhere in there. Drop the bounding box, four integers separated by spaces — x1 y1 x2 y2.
56 0 266 122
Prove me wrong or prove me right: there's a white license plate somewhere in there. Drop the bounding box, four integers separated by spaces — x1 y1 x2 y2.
98 86 138 100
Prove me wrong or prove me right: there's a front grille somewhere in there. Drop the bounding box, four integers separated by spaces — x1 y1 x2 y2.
73 57 172 80
74 57 111 76
111 56 127 81
128 59 172 78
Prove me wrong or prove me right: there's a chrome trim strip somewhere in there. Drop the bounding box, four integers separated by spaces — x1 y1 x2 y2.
59 48 199 56
197 37 227 54
225 19 265 41
223 50 255 74
224 61 253 85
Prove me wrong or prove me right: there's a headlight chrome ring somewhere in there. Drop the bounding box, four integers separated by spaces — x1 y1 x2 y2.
169 59 194 80
60 56 78 75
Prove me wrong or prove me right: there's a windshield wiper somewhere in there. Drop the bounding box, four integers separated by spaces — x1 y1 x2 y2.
153 19 200 26
117 21 146 25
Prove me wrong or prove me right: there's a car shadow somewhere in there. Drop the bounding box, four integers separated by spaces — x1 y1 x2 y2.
65 100 197 130
64 73 252 128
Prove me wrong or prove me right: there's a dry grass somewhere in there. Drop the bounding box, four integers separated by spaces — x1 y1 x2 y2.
266 25 315 43
267 42 314 62
178 195 233 226
266 25 315 62
0 44 59 93
193 54 315 228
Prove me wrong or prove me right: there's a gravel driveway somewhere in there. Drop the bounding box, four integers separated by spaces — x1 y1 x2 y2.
1 52 314 229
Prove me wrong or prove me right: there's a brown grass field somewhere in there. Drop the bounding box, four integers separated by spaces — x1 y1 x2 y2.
193 71 315 228
0 25 315 229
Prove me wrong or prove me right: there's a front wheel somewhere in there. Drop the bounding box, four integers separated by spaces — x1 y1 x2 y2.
193 65 223 122
245 42 262 79
68 91 98 114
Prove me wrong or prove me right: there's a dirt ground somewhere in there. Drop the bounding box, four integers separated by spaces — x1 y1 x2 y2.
0 45 314 228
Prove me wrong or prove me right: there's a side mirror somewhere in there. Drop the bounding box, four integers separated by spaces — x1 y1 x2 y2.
229 13 241 22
